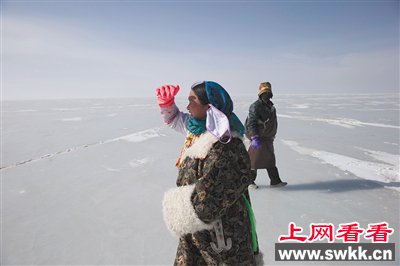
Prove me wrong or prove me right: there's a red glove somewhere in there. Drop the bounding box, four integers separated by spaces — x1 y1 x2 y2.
155 85 180 108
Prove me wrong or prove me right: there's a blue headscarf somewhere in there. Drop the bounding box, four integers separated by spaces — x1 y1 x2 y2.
186 81 244 137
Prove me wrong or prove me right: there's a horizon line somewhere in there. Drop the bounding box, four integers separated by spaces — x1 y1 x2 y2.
2 92 400 102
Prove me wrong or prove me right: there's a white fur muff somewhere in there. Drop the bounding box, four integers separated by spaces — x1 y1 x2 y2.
162 184 213 237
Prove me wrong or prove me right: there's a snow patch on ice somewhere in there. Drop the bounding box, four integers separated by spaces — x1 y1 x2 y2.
277 114 295 119
104 167 121 172
288 111 303 115
288 104 310 109
89 106 123 110
358 148 399 167
281 140 400 192
62 117 83 122
53 108 81 111
314 117 363 128
129 158 151 168
350 120 399 129
278 114 399 129
384 142 399 146
127 104 154 108
108 128 165 143
15 109 38 112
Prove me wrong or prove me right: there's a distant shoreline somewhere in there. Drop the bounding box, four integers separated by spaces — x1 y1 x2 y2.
3 92 400 102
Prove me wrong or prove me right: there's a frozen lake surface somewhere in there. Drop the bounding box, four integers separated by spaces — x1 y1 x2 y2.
2 94 399 265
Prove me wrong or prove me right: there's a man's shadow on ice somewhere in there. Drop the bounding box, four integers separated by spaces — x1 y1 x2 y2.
257 179 400 193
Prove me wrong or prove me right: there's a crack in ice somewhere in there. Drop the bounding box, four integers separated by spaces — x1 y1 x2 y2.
1 127 164 171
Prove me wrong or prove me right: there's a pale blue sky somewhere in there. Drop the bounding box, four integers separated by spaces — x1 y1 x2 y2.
3 0 399 100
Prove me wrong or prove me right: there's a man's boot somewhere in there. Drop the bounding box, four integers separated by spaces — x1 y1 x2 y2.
267 167 287 187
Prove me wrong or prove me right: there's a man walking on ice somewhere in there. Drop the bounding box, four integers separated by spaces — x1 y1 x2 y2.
245 81 288 189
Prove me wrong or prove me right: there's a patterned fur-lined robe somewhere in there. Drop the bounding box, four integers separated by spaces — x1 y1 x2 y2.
160 104 263 266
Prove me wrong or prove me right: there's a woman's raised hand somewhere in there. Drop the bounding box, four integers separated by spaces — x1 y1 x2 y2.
156 85 180 107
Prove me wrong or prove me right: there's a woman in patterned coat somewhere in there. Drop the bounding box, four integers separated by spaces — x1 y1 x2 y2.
156 81 263 266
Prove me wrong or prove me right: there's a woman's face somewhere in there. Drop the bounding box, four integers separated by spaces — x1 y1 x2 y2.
187 90 209 119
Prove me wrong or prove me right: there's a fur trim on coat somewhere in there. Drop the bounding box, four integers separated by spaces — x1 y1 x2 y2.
180 131 243 162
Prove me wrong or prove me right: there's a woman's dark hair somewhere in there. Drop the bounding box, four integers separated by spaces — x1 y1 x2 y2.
191 82 210 105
